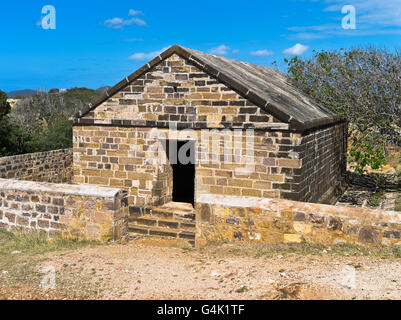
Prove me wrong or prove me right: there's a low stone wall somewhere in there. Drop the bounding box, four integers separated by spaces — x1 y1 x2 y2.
0 149 73 183
0 179 128 242
196 194 401 247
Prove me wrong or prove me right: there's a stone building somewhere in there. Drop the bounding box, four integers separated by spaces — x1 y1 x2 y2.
70 45 347 244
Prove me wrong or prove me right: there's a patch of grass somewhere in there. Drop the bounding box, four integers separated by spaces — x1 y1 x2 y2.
388 151 401 174
170 242 193 252
274 283 304 300
395 194 401 212
200 241 401 259
274 292 289 300
0 229 98 293
235 285 249 293
0 229 97 256
254 243 326 258
368 191 385 207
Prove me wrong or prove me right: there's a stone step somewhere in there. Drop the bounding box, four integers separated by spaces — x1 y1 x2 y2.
151 202 195 221
128 223 195 246
129 215 196 232
130 202 196 221
150 210 195 222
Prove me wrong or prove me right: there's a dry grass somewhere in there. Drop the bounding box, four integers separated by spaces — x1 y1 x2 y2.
3 238 401 300
199 241 401 259
395 194 401 212
3 229 401 300
388 146 401 174
0 229 99 299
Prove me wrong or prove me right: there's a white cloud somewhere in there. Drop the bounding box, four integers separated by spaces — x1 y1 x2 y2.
104 17 147 29
209 45 230 55
250 49 274 57
104 18 127 29
123 38 144 42
283 43 309 55
104 9 147 29
128 9 144 16
130 18 147 26
286 0 401 39
128 46 170 60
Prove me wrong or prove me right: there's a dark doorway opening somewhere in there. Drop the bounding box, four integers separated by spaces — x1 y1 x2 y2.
165 140 196 206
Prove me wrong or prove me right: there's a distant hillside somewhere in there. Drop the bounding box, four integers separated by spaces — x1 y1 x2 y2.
7 89 37 98
7 87 110 99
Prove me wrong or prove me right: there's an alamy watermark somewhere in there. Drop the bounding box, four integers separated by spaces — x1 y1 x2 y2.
40 5 56 30
342 5 356 30
145 123 256 176
340 265 356 289
40 265 56 289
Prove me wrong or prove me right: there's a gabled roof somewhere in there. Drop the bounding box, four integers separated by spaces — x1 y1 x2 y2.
71 45 342 131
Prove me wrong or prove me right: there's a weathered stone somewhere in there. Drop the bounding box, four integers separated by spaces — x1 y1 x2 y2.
383 230 401 239
358 228 379 244
196 194 401 248
293 222 312 235
309 214 325 225
328 217 343 231
0 179 128 242
198 203 212 223
226 217 240 225
233 231 243 240
294 212 306 221
284 233 303 243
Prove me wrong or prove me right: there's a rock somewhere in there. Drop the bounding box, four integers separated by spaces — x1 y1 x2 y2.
211 271 220 278
358 228 379 244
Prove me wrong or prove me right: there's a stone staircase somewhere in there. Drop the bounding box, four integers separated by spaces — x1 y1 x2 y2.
128 202 196 247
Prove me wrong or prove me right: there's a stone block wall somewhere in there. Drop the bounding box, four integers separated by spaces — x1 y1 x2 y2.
196 194 401 247
73 124 346 208
79 54 287 131
0 149 73 183
72 126 306 207
0 179 128 242
279 122 347 204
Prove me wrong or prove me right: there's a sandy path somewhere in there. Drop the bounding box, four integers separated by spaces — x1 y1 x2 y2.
28 243 401 300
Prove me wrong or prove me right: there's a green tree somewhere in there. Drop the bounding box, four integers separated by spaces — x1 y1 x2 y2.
285 47 401 174
0 90 11 118
0 90 14 156
11 87 101 153
26 116 73 152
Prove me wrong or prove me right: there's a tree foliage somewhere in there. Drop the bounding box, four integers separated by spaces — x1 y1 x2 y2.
0 90 28 156
0 87 100 156
285 47 401 173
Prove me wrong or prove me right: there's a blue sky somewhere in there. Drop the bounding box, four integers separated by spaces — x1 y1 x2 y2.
0 0 400 92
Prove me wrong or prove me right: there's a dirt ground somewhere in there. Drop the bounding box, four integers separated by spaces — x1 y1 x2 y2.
2 242 401 300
